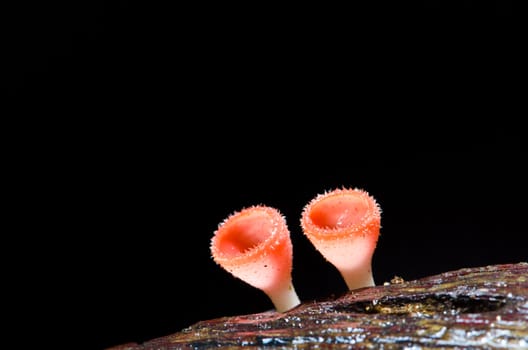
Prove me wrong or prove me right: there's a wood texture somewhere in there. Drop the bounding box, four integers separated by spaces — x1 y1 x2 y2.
108 262 528 349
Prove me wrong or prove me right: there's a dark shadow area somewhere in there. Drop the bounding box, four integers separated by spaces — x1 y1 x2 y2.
333 294 507 314
423 0 512 16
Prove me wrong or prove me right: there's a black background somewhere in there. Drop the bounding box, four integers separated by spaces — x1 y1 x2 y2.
6 2 525 350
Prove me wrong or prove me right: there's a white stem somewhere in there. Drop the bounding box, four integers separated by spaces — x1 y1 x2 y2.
266 282 300 312
340 263 375 290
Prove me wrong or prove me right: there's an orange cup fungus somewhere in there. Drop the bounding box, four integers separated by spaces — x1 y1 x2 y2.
211 187 381 312
211 206 300 312
301 188 381 290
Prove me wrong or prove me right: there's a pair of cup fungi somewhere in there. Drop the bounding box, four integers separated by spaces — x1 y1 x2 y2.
210 187 381 313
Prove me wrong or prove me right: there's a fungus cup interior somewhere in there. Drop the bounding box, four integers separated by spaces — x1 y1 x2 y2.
309 194 370 230
214 211 274 260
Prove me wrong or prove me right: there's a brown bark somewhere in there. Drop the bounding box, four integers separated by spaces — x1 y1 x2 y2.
108 262 528 349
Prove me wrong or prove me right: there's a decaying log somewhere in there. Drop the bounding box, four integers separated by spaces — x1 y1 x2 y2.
108 262 528 349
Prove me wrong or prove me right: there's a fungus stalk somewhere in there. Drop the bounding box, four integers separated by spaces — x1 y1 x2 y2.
211 206 300 312
300 188 381 290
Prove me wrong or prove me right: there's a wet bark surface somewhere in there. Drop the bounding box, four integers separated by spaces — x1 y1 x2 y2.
108 262 528 349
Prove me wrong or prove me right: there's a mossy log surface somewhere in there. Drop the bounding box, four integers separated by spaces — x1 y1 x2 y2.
108 262 528 349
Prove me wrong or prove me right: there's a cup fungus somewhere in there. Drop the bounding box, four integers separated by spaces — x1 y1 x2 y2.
300 188 381 290
211 205 300 312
